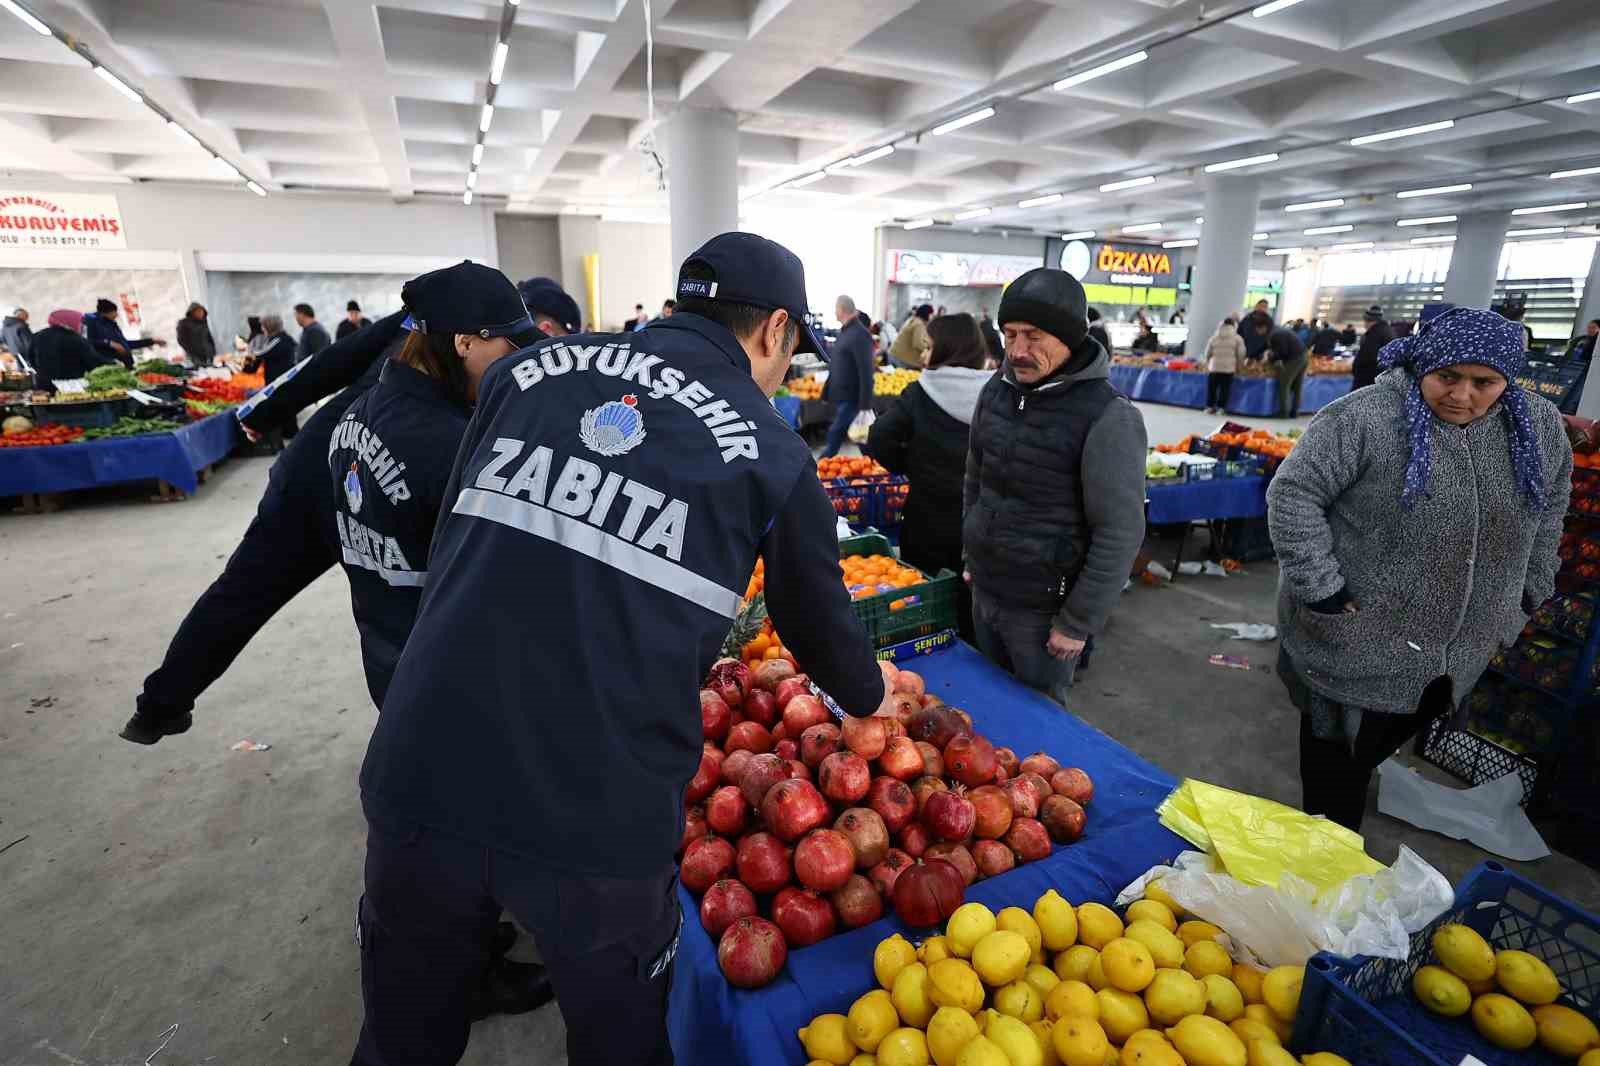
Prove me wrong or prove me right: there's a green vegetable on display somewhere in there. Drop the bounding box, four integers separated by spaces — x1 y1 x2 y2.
134 358 177 376
82 416 183 439
85 366 141 391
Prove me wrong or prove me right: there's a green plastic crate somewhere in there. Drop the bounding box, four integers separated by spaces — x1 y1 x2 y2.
839 533 959 648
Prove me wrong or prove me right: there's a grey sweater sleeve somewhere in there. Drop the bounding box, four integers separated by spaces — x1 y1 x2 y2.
1266 405 1364 603
1524 418 1573 610
961 389 985 560
1056 399 1147 638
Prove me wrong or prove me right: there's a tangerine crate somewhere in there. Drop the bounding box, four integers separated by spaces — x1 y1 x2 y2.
839 533 958 649
825 473 909 533
1293 861 1600 1066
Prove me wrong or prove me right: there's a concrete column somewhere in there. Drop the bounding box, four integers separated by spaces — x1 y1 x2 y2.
665 108 739 270
1442 211 1510 308
1576 242 1600 331
1187 174 1262 340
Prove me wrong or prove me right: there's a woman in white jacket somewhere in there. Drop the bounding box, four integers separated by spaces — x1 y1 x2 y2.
1205 316 1246 413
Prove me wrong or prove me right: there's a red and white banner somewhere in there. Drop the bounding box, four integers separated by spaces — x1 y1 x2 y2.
0 191 126 250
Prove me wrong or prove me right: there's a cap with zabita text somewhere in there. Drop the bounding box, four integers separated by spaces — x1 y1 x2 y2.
675 232 825 355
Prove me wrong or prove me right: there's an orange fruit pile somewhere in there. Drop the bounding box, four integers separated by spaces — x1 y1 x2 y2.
841 553 923 600
741 624 796 667
817 455 889 480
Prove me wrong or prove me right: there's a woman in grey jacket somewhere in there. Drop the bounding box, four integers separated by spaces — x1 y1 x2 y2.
1267 308 1570 830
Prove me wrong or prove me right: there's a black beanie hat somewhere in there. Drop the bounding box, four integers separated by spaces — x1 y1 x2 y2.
96 298 116 314
998 268 1088 348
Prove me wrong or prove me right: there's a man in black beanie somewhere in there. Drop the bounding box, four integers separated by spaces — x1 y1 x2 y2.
962 268 1147 702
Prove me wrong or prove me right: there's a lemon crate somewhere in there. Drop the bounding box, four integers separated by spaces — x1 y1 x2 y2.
824 472 909 534
1293 861 1600 1066
839 533 958 649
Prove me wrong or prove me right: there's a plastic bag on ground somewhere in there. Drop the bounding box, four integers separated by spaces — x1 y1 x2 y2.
1376 758 1550 861
1210 622 1277 641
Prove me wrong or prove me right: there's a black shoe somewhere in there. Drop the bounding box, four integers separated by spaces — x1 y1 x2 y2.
493 920 518 957
119 710 193 745
471 957 554 1020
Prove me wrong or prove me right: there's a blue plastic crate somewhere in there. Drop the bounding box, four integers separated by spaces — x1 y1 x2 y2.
1293 861 1600 1066
1188 438 1239 461
1183 461 1217 483
824 472 909 533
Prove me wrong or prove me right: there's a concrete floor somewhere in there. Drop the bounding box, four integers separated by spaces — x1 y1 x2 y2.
1 403 1594 1065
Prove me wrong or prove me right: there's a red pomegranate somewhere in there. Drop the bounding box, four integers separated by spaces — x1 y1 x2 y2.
773 674 812 713
1004 778 1039 819
879 658 900 684
679 806 708 856
1051 767 1095 807
831 874 884 929
968 784 1014 840
1005 816 1052 862
772 886 836 947
752 658 797 693
818 751 871 804
891 858 965 927
773 738 798 762
972 839 1016 878
705 657 749 709
911 775 948 815
735 831 792 893
923 787 976 841
700 879 757 939
897 821 932 858
782 694 832 738
760 778 831 842
914 741 945 779
679 836 736 894
799 722 843 768
920 692 945 710
993 764 1009 785
951 708 974 731
1019 751 1061 779
890 692 921 722
841 714 887 760
794 829 855 892
743 688 779 728
892 669 926 699
993 746 1021 779
706 786 750 836
725 720 773 755
866 775 917 832
787 758 811 782
869 849 912 898
945 733 997 789
701 689 733 742
883 718 908 738
738 753 792 808
770 720 788 742
906 705 967 748
717 916 787 988
720 748 754 787
878 736 925 781
686 749 721 804
1040 795 1087 843
833 807 889 869
924 842 978 886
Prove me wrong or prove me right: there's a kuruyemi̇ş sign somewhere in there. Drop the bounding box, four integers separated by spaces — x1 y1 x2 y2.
0 191 127 250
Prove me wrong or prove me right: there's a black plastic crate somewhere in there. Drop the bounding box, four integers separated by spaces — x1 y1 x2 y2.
1415 713 1540 806
28 398 129 429
1218 516 1275 562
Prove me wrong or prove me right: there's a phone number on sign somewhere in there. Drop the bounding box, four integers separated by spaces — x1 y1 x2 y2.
0 234 111 248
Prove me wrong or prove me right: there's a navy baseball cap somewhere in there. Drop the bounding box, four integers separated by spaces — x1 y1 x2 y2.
401 261 541 348
517 276 582 335
676 232 824 355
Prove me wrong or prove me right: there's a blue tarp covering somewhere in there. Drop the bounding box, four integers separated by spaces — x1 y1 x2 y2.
0 412 241 496
1145 475 1269 524
667 640 1184 1066
774 395 802 430
1108 364 1350 416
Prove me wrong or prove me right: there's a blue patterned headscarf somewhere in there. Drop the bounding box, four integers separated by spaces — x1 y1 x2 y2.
1378 306 1543 511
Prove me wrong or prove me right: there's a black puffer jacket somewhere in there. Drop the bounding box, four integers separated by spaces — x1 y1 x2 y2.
1352 319 1393 389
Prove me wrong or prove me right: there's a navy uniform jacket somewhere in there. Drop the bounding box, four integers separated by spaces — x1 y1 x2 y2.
362 313 884 875
329 359 470 708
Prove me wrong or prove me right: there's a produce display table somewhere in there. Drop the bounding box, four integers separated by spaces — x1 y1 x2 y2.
1145 475 1268 525
0 411 241 498
1109 364 1350 416
667 640 1184 1066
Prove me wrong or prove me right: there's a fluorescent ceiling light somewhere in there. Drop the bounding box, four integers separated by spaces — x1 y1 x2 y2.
1397 214 1457 227
931 107 994 136
1123 221 1163 233
1099 175 1156 192
167 122 200 149
1511 202 1588 215
954 207 990 221
1054 51 1148 91
1506 227 1565 237
1253 232 1270 240
1264 247 1301 256
93 66 141 103
823 160 855 175
1163 239 1198 248
1194 217 1204 224
1396 183 1472 198
852 144 895 165
1252 0 1308 15
1566 90 1600 105
246 180 266 197
0 0 50 35
472 142 484 166
479 103 494 133
1411 235 1457 244
1303 224 1354 235
463 190 473 205
490 40 508 85
1285 198 1344 212
1017 193 1062 209
1552 165 1600 179
1205 152 1279 173
1350 119 1454 146
209 156 241 180
1329 242 1375 251
1060 230 1095 240
788 171 826 188
903 218 934 230
466 171 478 189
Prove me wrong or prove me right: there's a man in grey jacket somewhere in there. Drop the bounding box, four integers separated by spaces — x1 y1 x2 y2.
293 303 332 363
962 268 1148 703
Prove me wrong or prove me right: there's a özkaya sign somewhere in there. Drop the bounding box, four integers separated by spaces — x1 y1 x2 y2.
0 191 126 250
1095 244 1171 278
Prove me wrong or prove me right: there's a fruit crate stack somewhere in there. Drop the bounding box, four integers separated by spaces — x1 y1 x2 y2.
840 533 959 654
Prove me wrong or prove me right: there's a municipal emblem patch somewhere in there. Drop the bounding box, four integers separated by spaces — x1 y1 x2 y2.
579 393 647 456
344 461 364 513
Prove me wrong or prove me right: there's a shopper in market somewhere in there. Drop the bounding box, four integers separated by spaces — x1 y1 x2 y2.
1204 316 1244 414
1566 318 1598 363
1339 322 1359 346
821 294 875 458
963 268 1147 703
85 298 165 368
1085 306 1111 353
1311 319 1342 356
867 311 991 639
293 303 332 362
1239 298 1272 360
1268 307 1571 831
1351 304 1394 390
351 232 889 1066
1130 319 1161 352
889 302 933 367
3 307 32 363
339 300 372 340
175 302 216 364
1251 310 1309 417
245 314 298 384
29 308 118 391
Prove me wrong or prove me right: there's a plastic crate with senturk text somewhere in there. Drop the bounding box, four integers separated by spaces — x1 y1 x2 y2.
838 533 958 650
824 472 909 533
1292 860 1600 1066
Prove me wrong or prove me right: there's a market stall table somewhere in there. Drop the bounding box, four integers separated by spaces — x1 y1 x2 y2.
1145 474 1270 573
0 411 242 499
1109 363 1350 416
667 640 1184 1066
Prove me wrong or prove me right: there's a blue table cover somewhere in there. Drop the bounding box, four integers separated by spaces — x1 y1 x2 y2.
1145 475 1268 524
774 395 802 430
1108 364 1349 416
667 641 1184 1066
0 412 241 496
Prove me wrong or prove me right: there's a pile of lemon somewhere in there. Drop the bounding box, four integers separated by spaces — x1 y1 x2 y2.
875 368 921 397
796 885 1350 1066
1412 923 1598 1060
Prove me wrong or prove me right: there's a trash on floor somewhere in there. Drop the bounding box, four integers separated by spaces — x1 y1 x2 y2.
1177 560 1230 577
230 739 271 752
1210 622 1278 641
1208 654 1250 670
1376 759 1549 861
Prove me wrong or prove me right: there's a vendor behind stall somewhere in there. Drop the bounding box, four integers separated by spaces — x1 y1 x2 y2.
84 298 164 368
29 309 117 391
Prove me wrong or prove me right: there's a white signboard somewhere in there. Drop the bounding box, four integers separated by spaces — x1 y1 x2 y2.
0 191 127 250
888 250 1039 288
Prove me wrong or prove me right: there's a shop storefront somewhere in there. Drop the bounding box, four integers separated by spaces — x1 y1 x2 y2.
882 248 1043 324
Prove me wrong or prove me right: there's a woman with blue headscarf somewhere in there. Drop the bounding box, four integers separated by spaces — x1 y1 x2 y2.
1267 307 1571 830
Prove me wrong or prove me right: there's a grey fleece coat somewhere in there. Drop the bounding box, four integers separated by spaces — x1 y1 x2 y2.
1268 369 1571 713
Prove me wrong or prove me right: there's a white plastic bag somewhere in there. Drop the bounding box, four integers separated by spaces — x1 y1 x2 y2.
1377 759 1549 861
846 409 875 444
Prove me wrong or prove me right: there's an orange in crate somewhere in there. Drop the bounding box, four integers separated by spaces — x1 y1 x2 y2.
816 455 888 480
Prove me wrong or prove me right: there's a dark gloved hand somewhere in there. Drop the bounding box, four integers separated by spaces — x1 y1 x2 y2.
1307 586 1354 615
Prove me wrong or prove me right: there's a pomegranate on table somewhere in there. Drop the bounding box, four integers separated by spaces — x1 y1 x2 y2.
717 916 786 988
891 857 965 927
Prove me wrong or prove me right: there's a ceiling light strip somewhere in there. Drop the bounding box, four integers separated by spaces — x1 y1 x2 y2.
1551 166 1600 179
1350 119 1454 146
1396 215 1457 227
1060 230 1095 240
1017 193 1062 209
0 0 49 35
903 218 934 230
931 107 995 136
1054 51 1148 91
1122 221 1163 233
1285 198 1344 212
1205 152 1279 173
1304 224 1354 235
1252 0 1308 15
1099 175 1156 192
954 207 991 221
1511 202 1588 215
1163 239 1198 248
1396 183 1472 198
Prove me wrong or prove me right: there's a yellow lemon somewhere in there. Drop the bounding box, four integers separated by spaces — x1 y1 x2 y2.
1086 952 1110 991
1298 1055 1351 1066
929 958 987 1014
1232 965 1266 1006
1027 963 1063 1001
1000 908 1046 964
988 1013 1045 1066
1053 1016 1112 1066
893 963 935 1028
1230 1018 1280 1047
1036 890 1080 951
877 934 920 991
850 1056 876 1066
973 930 1032 987
1244 1005 1292 1043
1185 941 1234 981
1126 900 1177 933
1245 1040 1297 1066
949 903 998 959
1432 924 1496 983
926 1006 982 1066
1055 945 1100 985
1579 1049 1600 1066
1261 966 1303 1023
956 1035 1008 1066
1078 904 1125 950
921 936 954 965
996 980 1046 1023
1411 965 1470 1017
1121 1033 1185 1066
1103 938 1157 993
1165 1014 1247 1066
799 1013 855 1065
1465 974 1496 996
1031 1020 1062 1066
849 990 901 1053
1125 920 1186 970
1047 980 1100 1022
877 1027 931 1066
1533 1003 1600 1058
1178 921 1225 948
1096 988 1150 1044
1472 993 1538 1051
1201 974 1245 1023
1144 880 1186 919
1495 949 1560 1005
1145 968 1207 1026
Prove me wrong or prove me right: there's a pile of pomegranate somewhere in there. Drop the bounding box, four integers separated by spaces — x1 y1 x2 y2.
683 655 1095 990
